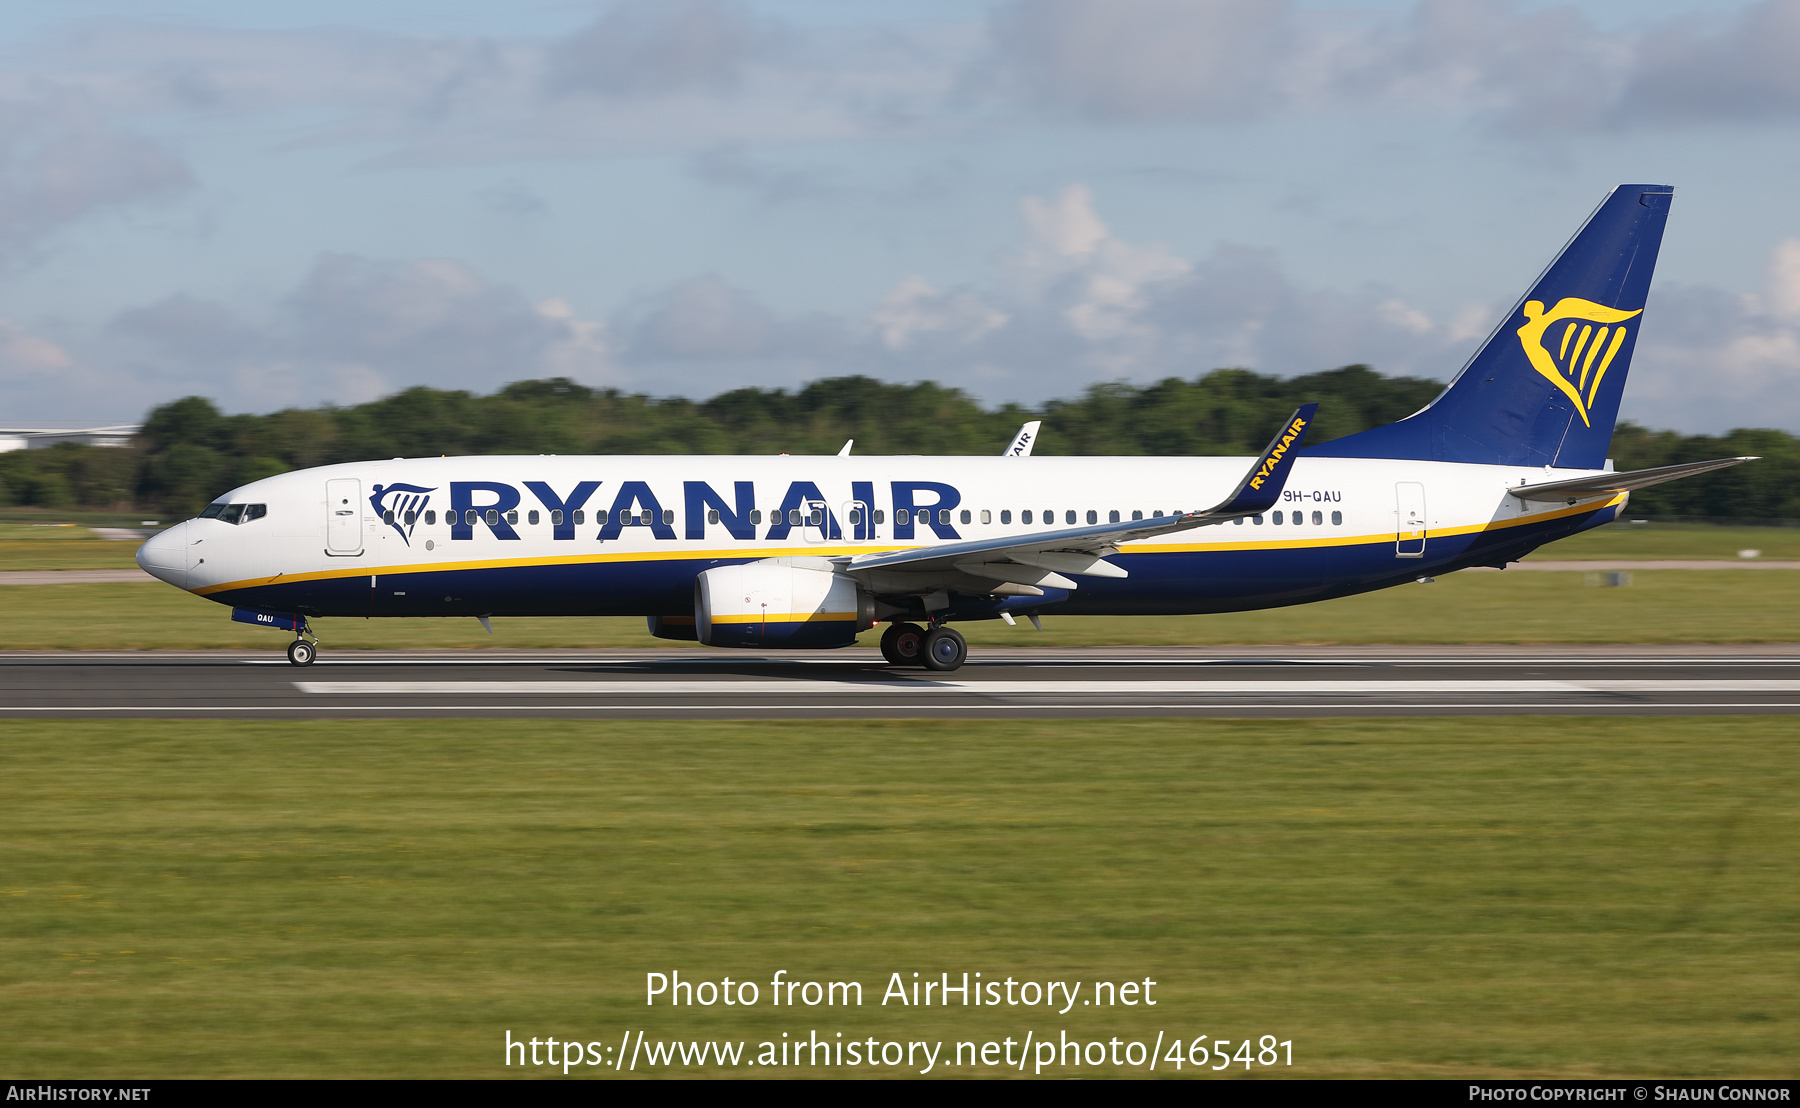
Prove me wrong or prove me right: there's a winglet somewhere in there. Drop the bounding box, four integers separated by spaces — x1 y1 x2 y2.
1209 404 1318 516
1002 421 1041 457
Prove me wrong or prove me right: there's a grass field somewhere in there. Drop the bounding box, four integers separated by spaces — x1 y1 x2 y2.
1 717 1793 1078
3 567 1797 650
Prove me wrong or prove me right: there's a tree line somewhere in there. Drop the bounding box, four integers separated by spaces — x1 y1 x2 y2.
2 366 1795 520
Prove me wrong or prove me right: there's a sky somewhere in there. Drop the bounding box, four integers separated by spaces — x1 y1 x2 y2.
1 0 1798 434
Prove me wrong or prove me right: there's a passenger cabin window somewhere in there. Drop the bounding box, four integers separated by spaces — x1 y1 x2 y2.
550 510 562 526
1312 511 1323 525
1132 510 1142 520
1331 511 1342 525
1066 510 1077 525
405 510 417 526
874 509 885 524
383 510 394 525
425 510 436 525
506 510 518 525
960 509 972 525
1253 515 1264 525
528 510 539 525
751 509 763 525
1001 510 1012 524
980 509 991 524
709 509 721 524
1021 510 1032 524
663 509 674 526
939 509 951 526
485 509 500 526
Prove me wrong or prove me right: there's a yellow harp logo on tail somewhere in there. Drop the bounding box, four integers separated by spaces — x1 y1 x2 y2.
1516 297 1642 426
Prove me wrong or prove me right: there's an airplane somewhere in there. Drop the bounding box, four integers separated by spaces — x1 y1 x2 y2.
136 184 1754 670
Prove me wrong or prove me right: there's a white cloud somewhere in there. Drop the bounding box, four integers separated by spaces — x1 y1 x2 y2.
0 89 190 265
83 254 620 414
1624 239 1800 432
984 0 1294 122
982 0 1800 132
872 276 1008 350
545 0 773 99
6 189 1795 435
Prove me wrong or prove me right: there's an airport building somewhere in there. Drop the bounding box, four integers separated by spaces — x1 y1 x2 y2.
0 424 141 452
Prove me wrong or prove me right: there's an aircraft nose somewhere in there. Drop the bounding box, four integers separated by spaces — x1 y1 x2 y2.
136 522 189 589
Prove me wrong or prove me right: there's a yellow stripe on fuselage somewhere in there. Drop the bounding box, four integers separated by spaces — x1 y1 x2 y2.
192 495 1623 597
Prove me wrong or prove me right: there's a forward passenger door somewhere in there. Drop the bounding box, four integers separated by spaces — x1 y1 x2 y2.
326 478 363 555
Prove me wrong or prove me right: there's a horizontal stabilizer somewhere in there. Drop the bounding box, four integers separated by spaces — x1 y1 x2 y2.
1512 457 1757 502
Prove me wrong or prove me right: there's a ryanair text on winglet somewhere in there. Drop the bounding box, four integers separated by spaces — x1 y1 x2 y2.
1247 416 1308 491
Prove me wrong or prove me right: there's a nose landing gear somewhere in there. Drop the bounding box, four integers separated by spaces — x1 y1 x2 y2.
287 618 319 666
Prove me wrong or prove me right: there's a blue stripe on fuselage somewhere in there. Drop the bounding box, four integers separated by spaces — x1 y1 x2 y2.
200 504 1615 620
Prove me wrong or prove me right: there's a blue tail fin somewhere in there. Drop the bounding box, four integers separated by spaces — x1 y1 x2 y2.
1308 184 1673 468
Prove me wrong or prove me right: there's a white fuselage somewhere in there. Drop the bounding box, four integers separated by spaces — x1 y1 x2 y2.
137 453 1621 623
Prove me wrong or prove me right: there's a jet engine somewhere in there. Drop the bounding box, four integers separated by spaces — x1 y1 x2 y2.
695 559 874 649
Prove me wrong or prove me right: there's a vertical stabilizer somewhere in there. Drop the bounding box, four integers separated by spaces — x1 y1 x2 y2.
1308 184 1673 468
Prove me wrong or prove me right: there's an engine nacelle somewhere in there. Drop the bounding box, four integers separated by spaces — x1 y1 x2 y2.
695 560 873 649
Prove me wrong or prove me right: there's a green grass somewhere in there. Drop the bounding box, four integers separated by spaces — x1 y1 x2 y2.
0 522 142 570
1 718 1794 1078
1538 521 1800 560
3 568 1797 650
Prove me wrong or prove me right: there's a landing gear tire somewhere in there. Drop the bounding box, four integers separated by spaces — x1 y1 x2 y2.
921 626 967 672
287 639 316 667
880 622 926 667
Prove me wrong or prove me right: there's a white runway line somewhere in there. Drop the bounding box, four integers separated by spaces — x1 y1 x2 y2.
6 702 1800 714
293 678 1800 696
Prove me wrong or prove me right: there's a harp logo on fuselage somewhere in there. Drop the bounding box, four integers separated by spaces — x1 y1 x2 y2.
369 482 435 546
1516 297 1642 427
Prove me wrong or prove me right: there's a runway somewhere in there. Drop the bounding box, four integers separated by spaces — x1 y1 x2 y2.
3 645 1800 718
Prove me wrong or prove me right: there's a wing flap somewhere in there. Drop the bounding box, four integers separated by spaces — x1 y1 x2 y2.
953 563 1079 590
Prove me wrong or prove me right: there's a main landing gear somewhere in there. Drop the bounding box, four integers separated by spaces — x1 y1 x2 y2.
880 621 967 672
287 618 319 666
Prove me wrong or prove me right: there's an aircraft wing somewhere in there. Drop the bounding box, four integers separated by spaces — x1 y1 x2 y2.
1512 456 1757 502
843 405 1317 590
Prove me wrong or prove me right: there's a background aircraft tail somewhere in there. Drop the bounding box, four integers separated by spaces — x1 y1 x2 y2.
1307 183 1673 469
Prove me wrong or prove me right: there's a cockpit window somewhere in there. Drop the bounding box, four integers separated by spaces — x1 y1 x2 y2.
198 502 267 525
